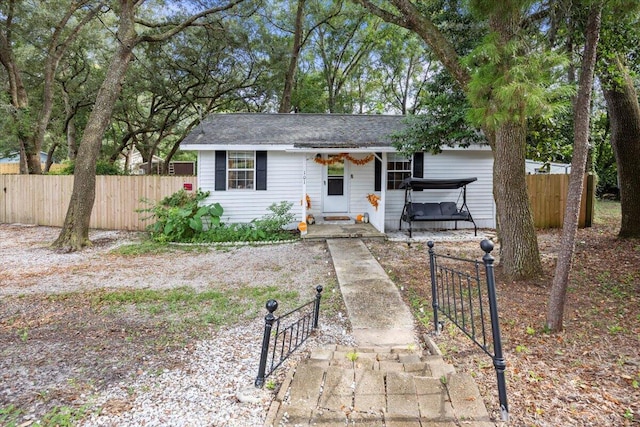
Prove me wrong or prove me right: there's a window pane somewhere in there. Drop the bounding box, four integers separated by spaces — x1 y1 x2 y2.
328 177 344 195
327 156 344 176
228 151 255 190
229 170 254 189
387 154 411 190
228 151 254 169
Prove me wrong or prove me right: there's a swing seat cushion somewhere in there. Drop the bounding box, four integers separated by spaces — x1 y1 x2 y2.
406 202 470 221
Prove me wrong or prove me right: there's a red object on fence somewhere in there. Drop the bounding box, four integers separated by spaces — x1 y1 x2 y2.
183 183 193 191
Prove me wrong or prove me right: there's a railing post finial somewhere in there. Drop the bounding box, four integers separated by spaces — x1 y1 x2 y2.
255 299 278 388
480 239 494 257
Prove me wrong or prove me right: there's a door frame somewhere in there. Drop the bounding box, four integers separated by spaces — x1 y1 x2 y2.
322 154 349 213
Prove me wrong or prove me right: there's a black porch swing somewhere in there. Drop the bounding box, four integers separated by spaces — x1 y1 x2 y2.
399 177 478 237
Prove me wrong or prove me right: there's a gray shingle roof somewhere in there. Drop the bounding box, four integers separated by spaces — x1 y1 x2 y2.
181 113 406 148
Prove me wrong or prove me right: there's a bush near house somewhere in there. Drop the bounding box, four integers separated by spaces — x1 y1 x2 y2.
141 190 296 243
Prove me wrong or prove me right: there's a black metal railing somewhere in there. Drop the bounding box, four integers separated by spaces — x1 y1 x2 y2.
428 239 508 422
255 285 323 388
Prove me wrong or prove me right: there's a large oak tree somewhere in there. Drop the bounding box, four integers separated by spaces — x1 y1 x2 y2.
0 0 103 174
53 0 244 251
353 0 553 279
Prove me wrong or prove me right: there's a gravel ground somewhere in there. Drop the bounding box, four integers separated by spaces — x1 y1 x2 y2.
80 320 353 427
0 224 356 426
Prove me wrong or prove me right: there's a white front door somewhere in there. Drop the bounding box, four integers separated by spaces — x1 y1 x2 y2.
323 155 349 213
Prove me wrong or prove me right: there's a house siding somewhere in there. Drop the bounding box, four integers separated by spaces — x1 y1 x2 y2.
305 157 323 218
349 160 376 215
198 149 495 230
384 150 495 231
200 151 309 223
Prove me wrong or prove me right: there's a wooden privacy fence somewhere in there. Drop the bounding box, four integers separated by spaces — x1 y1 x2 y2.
0 163 65 174
527 173 595 228
0 175 197 231
1 174 593 232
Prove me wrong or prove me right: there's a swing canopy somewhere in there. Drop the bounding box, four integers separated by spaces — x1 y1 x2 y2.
399 177 478 190
399 177 478 237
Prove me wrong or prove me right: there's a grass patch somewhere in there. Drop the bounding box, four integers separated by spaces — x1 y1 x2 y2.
37 405 89 427
594 199 621 225
111 240 209 256
0 404 88 427
0 405 23 427
91 285 302 328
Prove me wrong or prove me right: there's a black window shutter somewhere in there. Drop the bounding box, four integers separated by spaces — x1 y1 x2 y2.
215 151 226 191
256 151 267 190
413 152 424 178
374 152 382 192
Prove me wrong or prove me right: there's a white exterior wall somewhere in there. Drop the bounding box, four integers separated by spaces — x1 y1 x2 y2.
525 160 571 174
384 149 496 231
349 160 376 216
197 148 495 231
198 151 308 223
304 156 323 219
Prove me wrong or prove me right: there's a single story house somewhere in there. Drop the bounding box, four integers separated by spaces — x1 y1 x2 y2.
119 148 164 174
0 151 49 164
0 151 62 174
180 113 496 234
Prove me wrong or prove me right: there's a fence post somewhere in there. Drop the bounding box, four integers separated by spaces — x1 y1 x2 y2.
313 285 323 329
255 299 278 388
427 241 440 334
481 239 509 421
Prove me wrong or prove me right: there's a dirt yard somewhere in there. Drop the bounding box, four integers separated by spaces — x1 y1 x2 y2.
368 201 640 426
0 226 349 426
1 201 639 426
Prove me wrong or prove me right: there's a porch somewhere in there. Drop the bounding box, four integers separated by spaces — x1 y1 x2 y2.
301 221 386 240
301 219 489 242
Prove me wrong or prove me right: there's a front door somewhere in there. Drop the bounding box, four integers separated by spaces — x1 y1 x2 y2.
323 155 349 213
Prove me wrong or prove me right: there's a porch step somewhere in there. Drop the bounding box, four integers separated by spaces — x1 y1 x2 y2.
265 345 494 426
302 223 386 240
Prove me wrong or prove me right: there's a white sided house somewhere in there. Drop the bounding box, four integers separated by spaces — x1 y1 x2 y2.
180 113 496 234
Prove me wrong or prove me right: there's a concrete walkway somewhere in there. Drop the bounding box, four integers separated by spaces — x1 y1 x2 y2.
327 239 417 347
264 238 495 426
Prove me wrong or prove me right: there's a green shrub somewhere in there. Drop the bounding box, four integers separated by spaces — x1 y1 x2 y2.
205 202 297 242
252 201 296 234
141 193 297 243
140 189 223 242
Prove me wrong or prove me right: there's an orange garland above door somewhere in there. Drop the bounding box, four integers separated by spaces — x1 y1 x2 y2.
314 153 374 166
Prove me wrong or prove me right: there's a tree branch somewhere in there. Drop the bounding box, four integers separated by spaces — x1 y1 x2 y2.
137 0 245 44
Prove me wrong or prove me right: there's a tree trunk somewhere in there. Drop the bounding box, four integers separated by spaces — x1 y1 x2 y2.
493 120 542 279
279 0 306 113
61 88 79 160
547 3 602 332
353 0 543 278
0 30 31 174
53 0 243 250
601 56 640 238
53 2 138 251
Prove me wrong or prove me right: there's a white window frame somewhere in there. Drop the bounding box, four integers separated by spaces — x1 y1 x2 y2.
387 153 411 190
228 151 255 190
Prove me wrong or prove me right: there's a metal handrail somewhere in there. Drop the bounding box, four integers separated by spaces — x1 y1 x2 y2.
428 239 508 422
255 285 323 388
